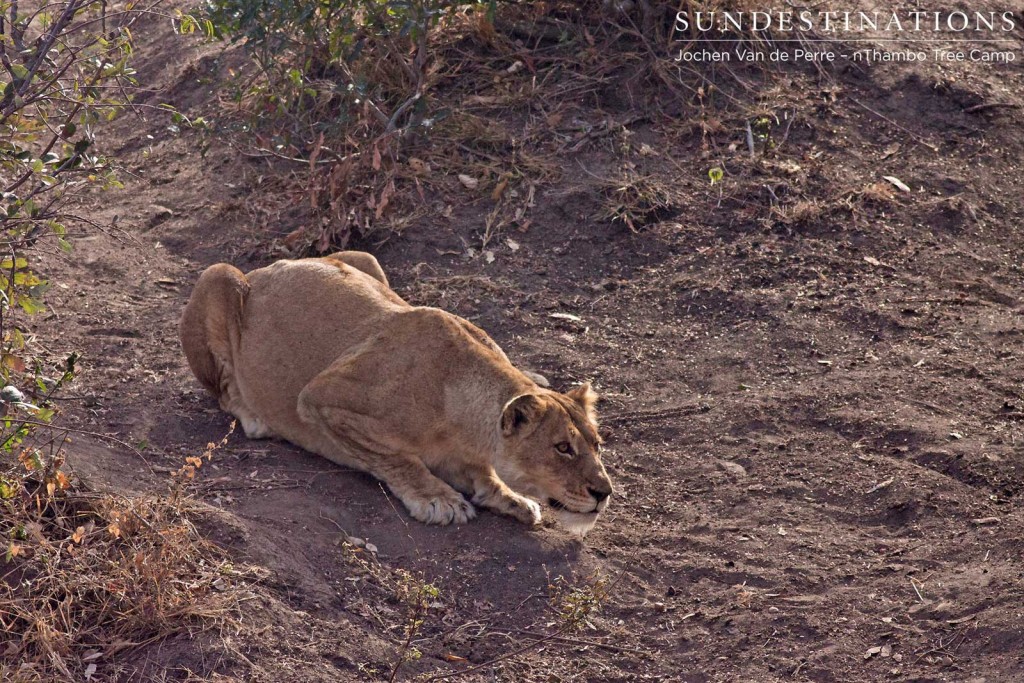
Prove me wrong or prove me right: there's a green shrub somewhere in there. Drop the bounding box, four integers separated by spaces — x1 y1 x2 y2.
0 0 138 523
0 0 136 386
180 0 491 248
188 0 479 139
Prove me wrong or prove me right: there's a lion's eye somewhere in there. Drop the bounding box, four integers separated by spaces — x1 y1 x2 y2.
555 442 574 456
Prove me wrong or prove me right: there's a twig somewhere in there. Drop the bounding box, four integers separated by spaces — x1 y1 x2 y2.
848 96 939 152
318 508 348 535
745 120 755 159
385 91 422 134
512 592 543 611
511 630 651 656
6 420 154 472
425 631 561 681
910 577 925 603
963 102 1021 114
242 146 357 165
775 111 796 153
603 401 712 425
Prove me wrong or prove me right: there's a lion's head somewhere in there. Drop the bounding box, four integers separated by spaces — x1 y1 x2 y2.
498 383 613 535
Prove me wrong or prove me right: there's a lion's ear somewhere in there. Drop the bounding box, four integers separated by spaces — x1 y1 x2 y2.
501 394 543 436
567 382 599 422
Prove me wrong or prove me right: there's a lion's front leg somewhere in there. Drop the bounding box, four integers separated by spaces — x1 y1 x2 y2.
297 365 476 526
467 468 542 526
377 456 478 525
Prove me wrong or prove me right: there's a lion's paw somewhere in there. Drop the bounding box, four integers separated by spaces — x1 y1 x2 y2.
406 492 477 525
239 414 274 439
518 496 543 525
502 493 543 525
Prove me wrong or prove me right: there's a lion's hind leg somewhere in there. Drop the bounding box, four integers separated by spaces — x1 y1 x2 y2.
179 264 274 439
322 251 389 287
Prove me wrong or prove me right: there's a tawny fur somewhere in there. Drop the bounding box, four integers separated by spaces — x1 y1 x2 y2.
179 252 613 530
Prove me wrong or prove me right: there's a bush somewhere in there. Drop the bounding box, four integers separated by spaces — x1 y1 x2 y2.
180 0 488 249
0 0 136 400
0 450 246 681
192 0 477 136
0 8 220 678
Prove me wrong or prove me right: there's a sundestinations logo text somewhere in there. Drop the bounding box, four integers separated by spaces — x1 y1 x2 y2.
671 10 1020 65
674 11 1018 34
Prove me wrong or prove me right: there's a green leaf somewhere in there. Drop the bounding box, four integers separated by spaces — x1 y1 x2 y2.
17 295 45 315
708 167 724 185
14 272 43 287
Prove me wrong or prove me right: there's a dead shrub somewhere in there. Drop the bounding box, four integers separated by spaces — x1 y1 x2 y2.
0 440 251 681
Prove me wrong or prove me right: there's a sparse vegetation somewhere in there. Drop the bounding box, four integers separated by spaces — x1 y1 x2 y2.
0 6 194 676
177 0 496 250
547 571 611 633
601 166 686 232
0 0 137 372
0 444 250 681
388 569 440 681
0 0 139 584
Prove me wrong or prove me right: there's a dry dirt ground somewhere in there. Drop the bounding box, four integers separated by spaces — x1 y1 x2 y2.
25 4 1024 682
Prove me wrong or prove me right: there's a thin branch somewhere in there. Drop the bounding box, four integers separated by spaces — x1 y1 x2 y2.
424 631 561 681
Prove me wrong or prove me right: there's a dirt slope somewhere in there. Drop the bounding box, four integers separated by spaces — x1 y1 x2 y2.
29 4 1024 682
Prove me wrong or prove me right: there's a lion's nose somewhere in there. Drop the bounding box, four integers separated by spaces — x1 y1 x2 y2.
588 486 611 503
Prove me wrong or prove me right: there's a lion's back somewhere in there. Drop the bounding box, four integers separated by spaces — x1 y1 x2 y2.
233 258 408 431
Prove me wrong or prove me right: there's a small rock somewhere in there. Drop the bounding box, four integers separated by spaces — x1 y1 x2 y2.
866 477 895 494
407 157 430 174
717 460 747 478
0 385 25 403
147 205 174 228
971 517 1000 526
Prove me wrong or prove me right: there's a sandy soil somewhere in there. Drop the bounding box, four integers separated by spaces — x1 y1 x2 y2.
28 4 1024 681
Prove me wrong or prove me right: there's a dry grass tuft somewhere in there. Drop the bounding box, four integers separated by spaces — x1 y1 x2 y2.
599 165 686 232
0 439 253 681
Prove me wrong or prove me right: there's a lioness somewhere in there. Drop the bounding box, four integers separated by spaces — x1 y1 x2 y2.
179 252 613 534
